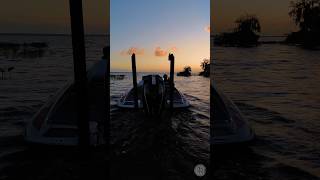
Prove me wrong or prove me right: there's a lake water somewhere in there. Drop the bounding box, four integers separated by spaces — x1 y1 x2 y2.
1 34 319 179
0 34 210 179
0 34 109 178
213 37 320 179
110 72 209 179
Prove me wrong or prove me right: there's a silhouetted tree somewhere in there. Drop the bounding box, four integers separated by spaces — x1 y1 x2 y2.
235 14 261 34
289 0 320 32
214 14 261 46
177 66 192 77
286 0 320 46
199 59 210 77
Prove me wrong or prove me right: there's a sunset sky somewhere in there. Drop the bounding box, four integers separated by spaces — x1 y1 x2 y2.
111 0 210 72
0 0 300 72
0 0 297 35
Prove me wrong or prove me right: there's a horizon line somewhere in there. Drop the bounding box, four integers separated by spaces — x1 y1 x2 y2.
0 33 286 37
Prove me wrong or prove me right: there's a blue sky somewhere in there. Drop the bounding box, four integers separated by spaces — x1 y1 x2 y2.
111 0 210 72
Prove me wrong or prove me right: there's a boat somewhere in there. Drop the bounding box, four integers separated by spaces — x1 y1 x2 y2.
117 76 190 109
212 84 255 144
116 54 190 114
25 59 107 146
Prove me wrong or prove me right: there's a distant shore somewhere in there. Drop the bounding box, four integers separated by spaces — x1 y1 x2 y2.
0 33 109 37
211 35 287 44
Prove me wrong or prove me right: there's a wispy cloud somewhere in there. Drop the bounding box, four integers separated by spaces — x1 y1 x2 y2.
154 47 167 57
169 46 178 53
204 25 210 33
120 47 144 56
154 46 178 57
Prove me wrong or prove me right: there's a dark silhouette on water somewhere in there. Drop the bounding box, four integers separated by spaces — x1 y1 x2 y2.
131 53 139 109
103 46 110 147
169 54 175 110
214 14 261 47
286 0 320 47
177 66 192 77
199 59 210 77
69 0 90 147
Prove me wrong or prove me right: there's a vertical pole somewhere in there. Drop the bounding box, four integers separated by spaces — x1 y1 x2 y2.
103 46 110 143
169 54 175 110
131 54 139 109
69 0 89 147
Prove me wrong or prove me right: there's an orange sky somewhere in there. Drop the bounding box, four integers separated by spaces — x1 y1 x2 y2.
0 0 109 34
110 0 210 73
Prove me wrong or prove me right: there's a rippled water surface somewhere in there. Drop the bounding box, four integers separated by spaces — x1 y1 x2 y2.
110 73 209 179
213 39 320 179
0 35 109 178
3 34 318 179
0 35 210 179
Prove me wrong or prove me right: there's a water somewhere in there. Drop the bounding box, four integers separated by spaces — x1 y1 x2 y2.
109 73 210 179
0 35 107 136
213 39 320 179
0 34 108 178
0 35 210 179
3 33 318 179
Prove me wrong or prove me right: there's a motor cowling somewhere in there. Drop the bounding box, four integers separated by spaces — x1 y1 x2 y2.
142 75 166 117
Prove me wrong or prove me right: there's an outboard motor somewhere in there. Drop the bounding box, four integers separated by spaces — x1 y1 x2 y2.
142 75 166 117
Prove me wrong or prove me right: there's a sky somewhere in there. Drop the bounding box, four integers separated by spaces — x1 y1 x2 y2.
0 0 300 72
0 0 109 34
212 0 297 35
110 0 210 72
0 0 298 35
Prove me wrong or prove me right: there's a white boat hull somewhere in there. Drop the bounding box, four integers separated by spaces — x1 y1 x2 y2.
25 60 107 146
117 80 190 109
212 85 255 144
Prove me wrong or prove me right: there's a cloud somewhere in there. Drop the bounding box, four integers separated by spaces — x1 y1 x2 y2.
169 46 178 53
204 25 210 33
154 47 167 57
154 46 178 57
120 47 144 56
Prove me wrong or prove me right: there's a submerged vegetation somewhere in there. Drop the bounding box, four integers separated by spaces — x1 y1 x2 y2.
199 59 210 77
286 0 320 47
0 42 48 58
214 14 261 47
177 66 192 77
